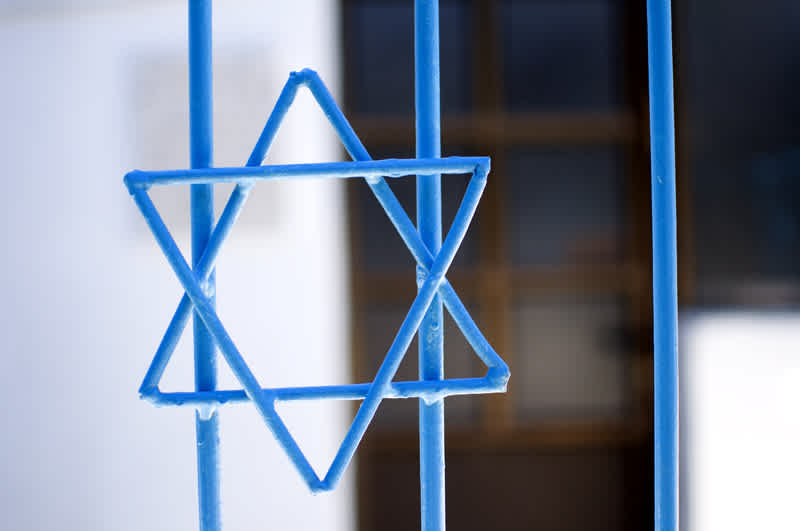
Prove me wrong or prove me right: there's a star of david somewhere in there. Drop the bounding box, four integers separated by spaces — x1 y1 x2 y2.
126 69 509 493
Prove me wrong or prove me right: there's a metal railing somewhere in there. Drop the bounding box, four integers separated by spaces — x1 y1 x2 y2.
125 1 678 530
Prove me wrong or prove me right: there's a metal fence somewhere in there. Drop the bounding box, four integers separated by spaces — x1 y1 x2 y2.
125 1 678 530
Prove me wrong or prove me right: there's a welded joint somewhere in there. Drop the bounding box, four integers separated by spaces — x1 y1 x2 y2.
124 170 150 191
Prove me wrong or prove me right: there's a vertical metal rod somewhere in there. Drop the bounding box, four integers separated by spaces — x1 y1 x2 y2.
414 1 445 530
189 1 221 530
646 1 679 530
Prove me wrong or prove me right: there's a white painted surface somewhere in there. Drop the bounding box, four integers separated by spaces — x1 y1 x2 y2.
681 312 800 531
0 2 354 530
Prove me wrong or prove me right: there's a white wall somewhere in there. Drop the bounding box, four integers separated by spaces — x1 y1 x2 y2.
681 312 800 531
0 2 354 530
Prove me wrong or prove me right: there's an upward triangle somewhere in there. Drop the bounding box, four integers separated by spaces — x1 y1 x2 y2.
135 68 509 493
247 68 373 167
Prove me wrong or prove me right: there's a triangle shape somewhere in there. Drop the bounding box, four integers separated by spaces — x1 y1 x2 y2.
274 399 358 484
245 68 372 168
132 68 509 494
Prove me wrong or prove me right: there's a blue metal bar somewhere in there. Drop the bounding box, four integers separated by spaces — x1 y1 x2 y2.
144 376 501 408
646 1 679 530
124 157 485 187
188 1 220 529
414 2 445 529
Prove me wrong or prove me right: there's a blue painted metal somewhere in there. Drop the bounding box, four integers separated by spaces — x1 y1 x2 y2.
646 1 679 530
188 2 220 530
414 1 445 530
126 157 487 186
128 0 682 527
127 69 509 501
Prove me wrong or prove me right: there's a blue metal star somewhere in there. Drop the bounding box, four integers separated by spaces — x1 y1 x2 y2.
125 69 509 493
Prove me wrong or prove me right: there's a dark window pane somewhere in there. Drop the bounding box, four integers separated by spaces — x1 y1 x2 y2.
367 451 629 531
347 0 472 114
684 0 800 303
692 151 800 303
355 146 480 270
507 147 627 266
500 0 623 110
512 296 631 420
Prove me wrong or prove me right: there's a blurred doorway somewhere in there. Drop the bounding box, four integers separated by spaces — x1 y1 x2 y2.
340 1 654 529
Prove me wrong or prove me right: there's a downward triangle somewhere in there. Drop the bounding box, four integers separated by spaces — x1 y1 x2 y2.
274 400 358 484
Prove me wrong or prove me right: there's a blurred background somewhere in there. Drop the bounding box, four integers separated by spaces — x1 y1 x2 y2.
0 0 798 530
